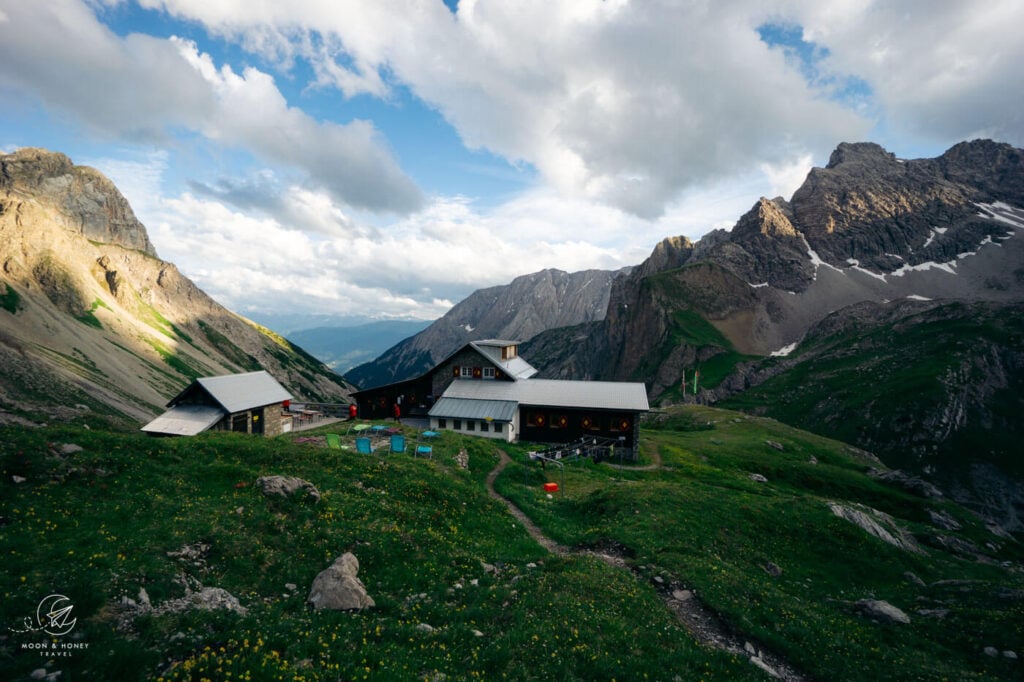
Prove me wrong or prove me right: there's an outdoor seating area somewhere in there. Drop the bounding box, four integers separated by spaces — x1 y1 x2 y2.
306 419 444 460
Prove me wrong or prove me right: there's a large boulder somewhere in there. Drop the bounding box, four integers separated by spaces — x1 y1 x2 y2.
855 599 911 625
256 475 321 503
307 553 375 611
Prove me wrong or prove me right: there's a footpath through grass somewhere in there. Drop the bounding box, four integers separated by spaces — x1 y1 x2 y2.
1 421 757 681
496 406 1024 682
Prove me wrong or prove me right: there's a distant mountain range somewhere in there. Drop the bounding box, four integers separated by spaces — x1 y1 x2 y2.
0 148 353 428
347 139 1024 532
343 267 625 389
3 141 1021 534
287 319 432 374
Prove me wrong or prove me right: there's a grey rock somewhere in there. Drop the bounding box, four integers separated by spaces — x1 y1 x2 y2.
1004 650 1018 659
928 509 961 531
763 562 783 577
672 589 693 602
307 552 375 611
12 475 26 484
984 646 999 657
30 670 47 681
416 623 436 634
185 587 248 616
750 473 769 483
855 599 911 624
765 440 785 452
829 502 924 554
59 443 84 455
869 469 944 499
903 572 926 587
256 475 321 503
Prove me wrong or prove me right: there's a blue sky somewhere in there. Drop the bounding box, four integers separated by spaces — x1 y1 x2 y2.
1 0 1022 323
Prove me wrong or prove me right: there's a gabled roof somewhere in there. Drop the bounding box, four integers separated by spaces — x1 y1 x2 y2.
352 339 536 395
439 378 649 412
141 405 225 436
171 370 292 413
467 341 537 380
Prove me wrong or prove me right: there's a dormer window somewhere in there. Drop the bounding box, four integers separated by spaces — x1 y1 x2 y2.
501 344 518 360
460 367 473 378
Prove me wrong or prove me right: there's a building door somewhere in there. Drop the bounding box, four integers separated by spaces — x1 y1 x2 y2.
252 408 265 435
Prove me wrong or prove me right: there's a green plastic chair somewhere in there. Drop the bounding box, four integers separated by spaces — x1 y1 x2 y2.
326 433 341 449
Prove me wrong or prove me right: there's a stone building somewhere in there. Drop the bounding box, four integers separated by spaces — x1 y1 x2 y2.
142 370 292 437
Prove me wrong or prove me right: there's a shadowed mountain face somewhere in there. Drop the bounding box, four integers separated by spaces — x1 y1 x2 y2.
520 140 1024 532
344 267 625 389
0 148 353 427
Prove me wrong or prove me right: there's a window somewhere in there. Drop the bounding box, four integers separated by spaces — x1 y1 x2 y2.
460 367 473 378
526 412 546 428
438 418 447 429
467 421 476 431
493 422 503 433
480 421 490 432
453 419 462 430
482 367 496 379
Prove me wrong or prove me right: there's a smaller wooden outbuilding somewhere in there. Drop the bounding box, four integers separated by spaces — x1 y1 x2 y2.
142 370 292 437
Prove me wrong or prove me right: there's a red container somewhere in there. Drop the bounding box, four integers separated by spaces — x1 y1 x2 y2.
543 482 559 493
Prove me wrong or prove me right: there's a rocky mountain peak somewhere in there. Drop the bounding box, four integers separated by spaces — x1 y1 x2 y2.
825 141 899 171
635 235 694 279
0 147 156 256
732 197 799 239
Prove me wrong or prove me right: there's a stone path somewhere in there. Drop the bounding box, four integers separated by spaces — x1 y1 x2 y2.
486 449 811 682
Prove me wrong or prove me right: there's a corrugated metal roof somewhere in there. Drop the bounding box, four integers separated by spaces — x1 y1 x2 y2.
428 397 518 422
142 405 224 436
188 371 292 413
441 378 649 412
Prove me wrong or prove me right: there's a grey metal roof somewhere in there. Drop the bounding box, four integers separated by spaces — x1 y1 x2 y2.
141 405 224 436
428 397 518 422
440 378 649 412
185 371 292 413
469 341 538 380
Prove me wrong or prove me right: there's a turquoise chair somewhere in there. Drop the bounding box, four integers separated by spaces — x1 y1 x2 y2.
415 444 432 459
390 434 406 453
355 437 373 454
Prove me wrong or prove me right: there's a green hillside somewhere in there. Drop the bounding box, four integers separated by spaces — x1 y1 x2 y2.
1 408 1021 680
721 301 1024 505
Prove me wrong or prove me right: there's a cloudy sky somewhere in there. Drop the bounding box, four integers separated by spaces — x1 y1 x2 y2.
1 0 1022 325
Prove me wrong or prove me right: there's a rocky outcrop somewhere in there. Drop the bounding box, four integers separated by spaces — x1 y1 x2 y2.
1 148 155 255
828 502 925 554
307 553 375 611
0 147 354 425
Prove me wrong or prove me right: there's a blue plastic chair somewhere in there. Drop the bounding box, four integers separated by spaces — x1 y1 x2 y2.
415 444 433 459
390 434 406 453
355 437 373 454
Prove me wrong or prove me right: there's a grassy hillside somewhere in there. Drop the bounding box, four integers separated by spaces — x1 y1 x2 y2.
720 301 1024 513
1 408 1021 680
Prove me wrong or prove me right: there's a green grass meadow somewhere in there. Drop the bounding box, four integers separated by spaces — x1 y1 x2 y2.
1 408 1021 680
